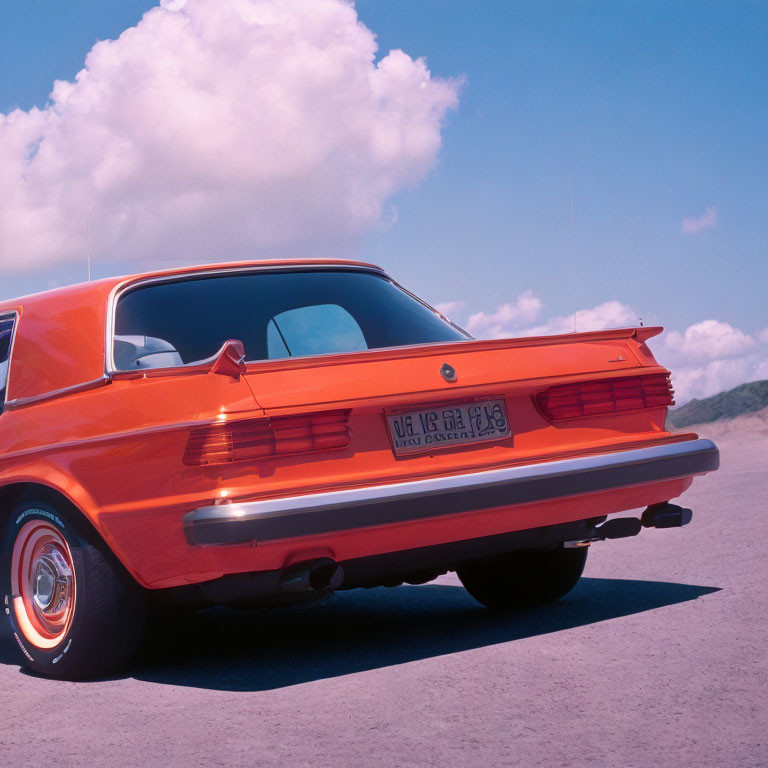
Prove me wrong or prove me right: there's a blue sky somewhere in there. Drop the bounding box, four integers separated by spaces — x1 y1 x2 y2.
1 1 766 400
357 0 768 334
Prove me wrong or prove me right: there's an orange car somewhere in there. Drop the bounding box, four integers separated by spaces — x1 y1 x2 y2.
0 260 718 678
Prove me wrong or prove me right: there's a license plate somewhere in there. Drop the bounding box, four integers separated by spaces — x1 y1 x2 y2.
387 398 511 456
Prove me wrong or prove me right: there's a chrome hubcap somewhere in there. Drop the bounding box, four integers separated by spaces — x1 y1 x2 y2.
11 519 77 648
33 548 72 613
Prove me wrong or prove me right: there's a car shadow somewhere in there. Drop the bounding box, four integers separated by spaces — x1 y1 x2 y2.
0 577 720 691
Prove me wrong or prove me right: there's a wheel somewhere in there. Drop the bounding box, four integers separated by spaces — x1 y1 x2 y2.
457 546 588 610
1 495 146 679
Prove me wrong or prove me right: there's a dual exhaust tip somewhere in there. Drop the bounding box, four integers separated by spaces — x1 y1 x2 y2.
565 502 693 548
278 504 694 584
641 502 693 529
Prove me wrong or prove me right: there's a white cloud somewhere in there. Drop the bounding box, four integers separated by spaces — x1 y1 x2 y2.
465 290 543 337
0 0 460 272
663 319 755 364
518 300 639 338
435 300 465 319
448 293 768 404
667 359 762 404
460 294 637 339
656 320 768 402
681 206 718 235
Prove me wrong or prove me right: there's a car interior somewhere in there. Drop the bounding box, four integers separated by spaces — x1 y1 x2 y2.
113 335 184 370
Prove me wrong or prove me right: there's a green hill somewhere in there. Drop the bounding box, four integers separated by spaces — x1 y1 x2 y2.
667 380 768 429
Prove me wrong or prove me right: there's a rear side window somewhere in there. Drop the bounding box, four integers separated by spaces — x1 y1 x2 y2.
113 269 468 369
0 315 16 408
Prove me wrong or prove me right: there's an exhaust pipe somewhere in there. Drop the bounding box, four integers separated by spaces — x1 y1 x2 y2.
563 516 642 548
565 503 693 548
641 502 693 529
279 558 344 593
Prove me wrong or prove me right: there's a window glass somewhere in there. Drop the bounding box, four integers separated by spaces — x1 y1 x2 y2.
266 304 367 359
114 269 468 369
0 316 15 406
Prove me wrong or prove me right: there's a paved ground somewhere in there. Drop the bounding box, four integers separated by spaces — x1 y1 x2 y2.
2 418 767 767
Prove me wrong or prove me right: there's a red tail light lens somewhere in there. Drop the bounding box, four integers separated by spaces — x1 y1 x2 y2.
535 373 674 421
184 410 351 466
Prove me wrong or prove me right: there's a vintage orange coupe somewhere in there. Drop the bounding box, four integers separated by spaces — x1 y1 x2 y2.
0 260 718 678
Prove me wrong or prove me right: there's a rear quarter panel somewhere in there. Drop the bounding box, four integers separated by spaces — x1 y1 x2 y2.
0 366 263 586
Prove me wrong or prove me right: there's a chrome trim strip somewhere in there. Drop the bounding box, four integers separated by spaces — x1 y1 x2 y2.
183 438 719 546
4 376 111 410
0 309 20 412
0 416 223 461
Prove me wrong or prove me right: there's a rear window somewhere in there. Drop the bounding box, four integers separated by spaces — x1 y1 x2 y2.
113 269 468 370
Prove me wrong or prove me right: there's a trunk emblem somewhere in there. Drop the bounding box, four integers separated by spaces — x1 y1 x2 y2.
440 363 458 383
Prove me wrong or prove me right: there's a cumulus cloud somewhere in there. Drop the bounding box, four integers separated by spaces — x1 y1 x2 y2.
681 206 718 235
435 300 465 319
663 320 755 363
518 300 639 338
445 292 768 404
666 357 768 404
465 290 543 337
456 292 637 340
657 320 768 402
0 0 460 272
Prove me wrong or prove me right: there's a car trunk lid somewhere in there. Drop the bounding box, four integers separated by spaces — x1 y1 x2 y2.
243 327 662 413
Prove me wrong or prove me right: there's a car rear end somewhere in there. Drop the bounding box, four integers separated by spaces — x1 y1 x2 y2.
0 262 718 678
101 264 718 603
2 263 721 680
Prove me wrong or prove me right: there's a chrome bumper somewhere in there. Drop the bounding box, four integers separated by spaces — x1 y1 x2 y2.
183 438 719 546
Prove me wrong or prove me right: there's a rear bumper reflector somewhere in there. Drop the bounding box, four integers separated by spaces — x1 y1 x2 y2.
182 438 719 546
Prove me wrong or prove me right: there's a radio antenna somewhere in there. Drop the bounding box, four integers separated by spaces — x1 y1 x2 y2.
569 169 577 332
83 174 92 281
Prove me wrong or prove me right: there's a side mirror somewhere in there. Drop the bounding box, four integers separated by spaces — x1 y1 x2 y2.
210 339 247 379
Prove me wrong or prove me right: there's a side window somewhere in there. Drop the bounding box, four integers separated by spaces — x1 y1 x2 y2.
0 315 16 409
266 304 368 359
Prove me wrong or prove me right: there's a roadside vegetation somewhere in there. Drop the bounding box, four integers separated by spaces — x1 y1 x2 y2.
667 380 768 428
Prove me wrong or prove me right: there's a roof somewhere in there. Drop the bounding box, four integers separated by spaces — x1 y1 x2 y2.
0 258 385 315
0 259 385 406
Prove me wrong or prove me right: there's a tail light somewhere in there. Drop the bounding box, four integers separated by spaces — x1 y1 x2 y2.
184 410 351 466
535 373 674 421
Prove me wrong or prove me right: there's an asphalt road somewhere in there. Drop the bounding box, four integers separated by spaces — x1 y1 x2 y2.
1 423 766 768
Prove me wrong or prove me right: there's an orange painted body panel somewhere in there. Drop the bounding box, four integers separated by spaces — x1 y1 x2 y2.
0 260 703 590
